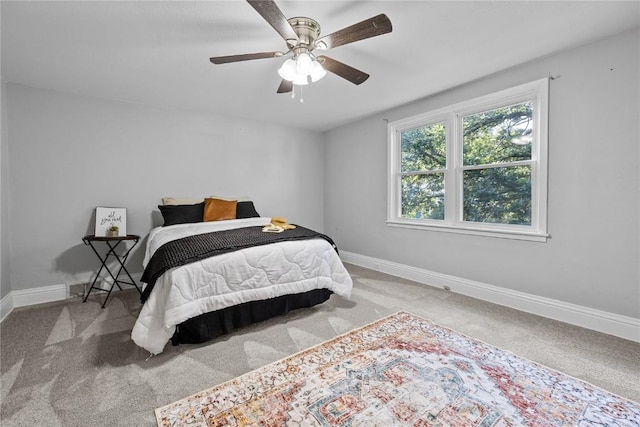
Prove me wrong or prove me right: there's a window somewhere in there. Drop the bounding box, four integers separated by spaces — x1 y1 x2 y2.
388 78 549 241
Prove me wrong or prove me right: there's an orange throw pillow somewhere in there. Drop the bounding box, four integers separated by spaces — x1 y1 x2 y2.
203 198 237 221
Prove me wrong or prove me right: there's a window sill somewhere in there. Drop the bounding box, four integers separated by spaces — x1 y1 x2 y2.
386 220 549 242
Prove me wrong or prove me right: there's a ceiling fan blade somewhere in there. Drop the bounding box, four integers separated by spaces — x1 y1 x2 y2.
315 14 392 50
317 55 369 85
276 79 293 93
247 0 298 43
209 51 282 64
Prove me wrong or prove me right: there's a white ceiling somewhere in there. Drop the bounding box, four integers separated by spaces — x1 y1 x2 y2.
2 1 638 132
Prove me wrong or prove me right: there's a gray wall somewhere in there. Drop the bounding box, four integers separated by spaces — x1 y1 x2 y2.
324 29 639 318
3 29 638 322
1 79 9 299
5 84 324 292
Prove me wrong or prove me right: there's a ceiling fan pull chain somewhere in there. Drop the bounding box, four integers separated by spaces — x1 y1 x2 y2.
291 85 295 99
300 85 304 103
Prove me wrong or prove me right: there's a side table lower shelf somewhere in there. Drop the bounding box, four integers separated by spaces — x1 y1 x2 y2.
82 234 142 308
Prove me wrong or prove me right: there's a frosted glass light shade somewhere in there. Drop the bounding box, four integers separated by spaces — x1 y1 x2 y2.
296 53 313 75
277 59 297 81
310 61 327 82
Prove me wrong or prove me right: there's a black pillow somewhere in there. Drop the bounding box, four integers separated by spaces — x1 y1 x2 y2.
236 201 260 219
158 202 205 226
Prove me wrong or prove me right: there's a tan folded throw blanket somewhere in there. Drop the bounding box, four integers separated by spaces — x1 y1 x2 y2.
271 217 296 230
262 217 296 233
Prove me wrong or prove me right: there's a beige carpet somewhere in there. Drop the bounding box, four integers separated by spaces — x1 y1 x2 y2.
1 264 639 426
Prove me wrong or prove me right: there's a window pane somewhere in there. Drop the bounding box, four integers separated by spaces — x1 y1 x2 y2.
463 102 532 166
401 123 446 172
401 174 444 220
463 165 531 225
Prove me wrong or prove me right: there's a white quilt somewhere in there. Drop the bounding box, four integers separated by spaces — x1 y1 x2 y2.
131 218 353 354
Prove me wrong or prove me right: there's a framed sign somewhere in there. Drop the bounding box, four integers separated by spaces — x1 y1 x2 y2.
95 207 127 237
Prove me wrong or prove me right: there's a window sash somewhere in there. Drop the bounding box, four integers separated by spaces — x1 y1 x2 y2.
461 164 533 225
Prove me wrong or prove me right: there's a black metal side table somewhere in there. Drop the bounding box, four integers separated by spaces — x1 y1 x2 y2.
82 234 141 308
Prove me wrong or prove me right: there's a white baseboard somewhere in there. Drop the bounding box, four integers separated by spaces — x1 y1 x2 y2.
2 259 638 343
11 283 68 307
0 272 143 322
0 292 14 322
0 283 67 322
340 251 640 343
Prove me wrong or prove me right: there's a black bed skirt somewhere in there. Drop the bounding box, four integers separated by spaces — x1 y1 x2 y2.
171 288 333 345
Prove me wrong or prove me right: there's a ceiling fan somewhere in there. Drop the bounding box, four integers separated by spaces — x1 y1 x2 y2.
209 0 392 96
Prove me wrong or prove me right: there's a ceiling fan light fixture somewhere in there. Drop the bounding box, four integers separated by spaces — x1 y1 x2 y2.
278 53 325 84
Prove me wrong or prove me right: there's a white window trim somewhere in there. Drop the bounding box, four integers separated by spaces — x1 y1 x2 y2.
387 78 549 242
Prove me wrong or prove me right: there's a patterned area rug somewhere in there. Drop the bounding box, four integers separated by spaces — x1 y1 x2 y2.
155 311 640 426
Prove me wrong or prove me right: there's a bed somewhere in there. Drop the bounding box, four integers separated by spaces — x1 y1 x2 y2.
131 199 353 355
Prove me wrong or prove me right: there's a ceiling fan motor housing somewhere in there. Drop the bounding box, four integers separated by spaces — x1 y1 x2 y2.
287 17 321 51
